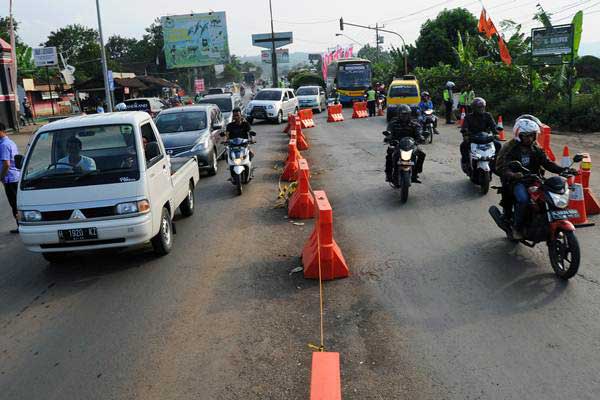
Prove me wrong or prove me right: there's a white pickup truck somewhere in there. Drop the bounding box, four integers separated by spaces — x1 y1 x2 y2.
16 112 200 262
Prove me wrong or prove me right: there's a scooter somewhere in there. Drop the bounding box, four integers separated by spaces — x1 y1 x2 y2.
489 155 584 280
222 132 256 195
420 109 436 144
383 131 417 204
462 132 496 194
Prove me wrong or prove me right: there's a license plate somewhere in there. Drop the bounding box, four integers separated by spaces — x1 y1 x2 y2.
550 209 579 220
58 227 98 242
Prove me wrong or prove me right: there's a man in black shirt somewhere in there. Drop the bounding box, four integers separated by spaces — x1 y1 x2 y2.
460 97 502 167
226 108 254 158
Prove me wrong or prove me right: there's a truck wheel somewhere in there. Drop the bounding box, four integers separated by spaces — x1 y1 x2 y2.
151 207 173 256
206 150 218 176
42 252 68 264
179 182 195 217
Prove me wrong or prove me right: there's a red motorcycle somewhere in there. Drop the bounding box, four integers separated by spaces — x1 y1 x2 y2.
489 155 584 280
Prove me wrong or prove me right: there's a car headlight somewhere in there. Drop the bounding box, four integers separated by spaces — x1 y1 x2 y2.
192 141 209 151
400 150 413 161
548 190 569 209
116 199 150 215
267 105 274 110
20 210 42 222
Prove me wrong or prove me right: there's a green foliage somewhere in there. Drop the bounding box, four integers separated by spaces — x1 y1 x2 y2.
576 56 600 80
222 63 241 82
291 72 325 90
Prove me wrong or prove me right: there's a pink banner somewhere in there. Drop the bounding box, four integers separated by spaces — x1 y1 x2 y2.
321 45 354 80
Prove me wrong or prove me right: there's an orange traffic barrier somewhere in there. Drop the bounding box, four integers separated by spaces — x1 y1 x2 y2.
310 352 342 400
352 101 368 119
281 139 302 182
283 113 295 134
288 159 315 219
537 124 557 162
457 107 466 127
580 153 600 215
497 115 506 141
302 190 349 280
568 179 589 225
294 119 309 151
327 104 344 122
299 109 315 128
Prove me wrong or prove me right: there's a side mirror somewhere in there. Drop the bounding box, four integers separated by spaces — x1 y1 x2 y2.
212 123 223 130
250 131 257 137
573 154 584 163
145 142 161 160
14 154 24 170
508 160 524 173
382 130 390 136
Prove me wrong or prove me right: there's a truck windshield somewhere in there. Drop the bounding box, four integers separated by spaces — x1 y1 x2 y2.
155 111 207 133
21 124 140 190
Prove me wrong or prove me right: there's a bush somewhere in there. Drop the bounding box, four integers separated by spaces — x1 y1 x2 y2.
291 72 325 90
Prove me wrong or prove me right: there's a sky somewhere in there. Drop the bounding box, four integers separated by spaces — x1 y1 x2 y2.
7 0 600 57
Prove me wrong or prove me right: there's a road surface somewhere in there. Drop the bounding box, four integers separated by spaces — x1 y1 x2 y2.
1 110 599 399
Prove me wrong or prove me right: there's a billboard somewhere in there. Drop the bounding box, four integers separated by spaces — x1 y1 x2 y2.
261 49 289 64
532 24 573 56
161 12 230 69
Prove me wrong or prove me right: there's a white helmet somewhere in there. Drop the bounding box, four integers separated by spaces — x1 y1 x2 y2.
115 102 127 111
513 118 540 141
445 81 455 89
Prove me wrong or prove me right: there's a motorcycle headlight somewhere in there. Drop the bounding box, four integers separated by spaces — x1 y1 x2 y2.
234 158 242 165
400 150 413 161
20 210 42 222
548 190 569 209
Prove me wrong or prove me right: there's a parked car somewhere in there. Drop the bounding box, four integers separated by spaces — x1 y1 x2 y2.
244 88 298 124
207 88 225 95
296 86 327 113
155 105 226 176
197 93 243 125
16 112 200 261
123 97 168 118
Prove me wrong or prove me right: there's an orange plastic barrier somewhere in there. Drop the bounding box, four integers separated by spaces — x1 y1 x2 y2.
352 102 368 119
302 191 349 280
497 115 506 141
281 139 302 182
568 178 589 225
327 104 344 122
537 124 556 162
580 153 600 215
283 113 295 134
457 107 466 127
293 119 309 151
299 109 315 128
288 159 315 219
310 352 342 400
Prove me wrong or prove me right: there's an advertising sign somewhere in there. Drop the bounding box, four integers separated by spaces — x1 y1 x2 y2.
252 32 293 49
321 45 354 80
532 24 573 56
194 78 205 93
33 47 58 67
261 49 289 64
161 12 230 69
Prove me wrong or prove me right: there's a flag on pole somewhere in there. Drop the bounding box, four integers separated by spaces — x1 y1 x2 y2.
498 37 512 65
478 9 487 33
486 17 498 38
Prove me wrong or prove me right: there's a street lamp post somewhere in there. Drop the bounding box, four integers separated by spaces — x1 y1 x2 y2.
95 0 113 112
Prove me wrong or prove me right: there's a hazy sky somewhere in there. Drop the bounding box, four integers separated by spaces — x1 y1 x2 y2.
8 0 600 56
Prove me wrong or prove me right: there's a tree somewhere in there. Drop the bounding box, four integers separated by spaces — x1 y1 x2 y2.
414 8 479 67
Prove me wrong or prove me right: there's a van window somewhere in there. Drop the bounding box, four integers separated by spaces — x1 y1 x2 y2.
389 85 419 98
141 122 163 167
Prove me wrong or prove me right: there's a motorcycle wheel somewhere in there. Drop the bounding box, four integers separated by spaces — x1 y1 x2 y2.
480 170 490 195
400 171 410 204
235 174 243 196
548 230 580 280
428 127 433 144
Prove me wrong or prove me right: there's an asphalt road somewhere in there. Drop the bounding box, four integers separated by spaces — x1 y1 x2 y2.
1 109 599 399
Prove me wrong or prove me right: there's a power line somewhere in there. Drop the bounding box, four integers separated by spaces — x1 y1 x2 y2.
273 18 338 25
379 0 455 24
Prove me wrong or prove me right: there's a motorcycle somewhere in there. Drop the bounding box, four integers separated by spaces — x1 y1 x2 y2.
462 132 496 194
222 132 256 195
377 93 386 113
489 155 584 279
420 109 436 144
383 131 417 204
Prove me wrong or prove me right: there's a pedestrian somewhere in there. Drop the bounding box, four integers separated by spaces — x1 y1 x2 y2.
443 81 455 124
0 122 21 233
458 88 468 115
22 99 35 125
365 86 377 117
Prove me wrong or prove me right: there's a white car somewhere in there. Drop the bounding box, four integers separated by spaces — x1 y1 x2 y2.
244 88 298 124
17 112 200 262
296 86 327 113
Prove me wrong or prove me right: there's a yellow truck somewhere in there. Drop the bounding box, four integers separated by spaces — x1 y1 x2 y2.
386 75 421 122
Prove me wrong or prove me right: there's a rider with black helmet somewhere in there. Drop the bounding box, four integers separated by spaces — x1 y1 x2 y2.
460 97 502 168
384 104 426 184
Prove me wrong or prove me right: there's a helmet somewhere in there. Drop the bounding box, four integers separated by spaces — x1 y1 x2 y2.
513 118 540 141
397 104 411 122
471 97 486 114
115 102 127 111
445 81 455 89
421 91 430 99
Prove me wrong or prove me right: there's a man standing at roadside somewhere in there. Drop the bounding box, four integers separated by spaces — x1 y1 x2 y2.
365 86 377 117
0 122 21 233
443 81 455 124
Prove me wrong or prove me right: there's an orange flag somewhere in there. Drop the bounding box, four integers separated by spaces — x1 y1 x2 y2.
486 17 498 38
498 37 512 65
478 9 487 33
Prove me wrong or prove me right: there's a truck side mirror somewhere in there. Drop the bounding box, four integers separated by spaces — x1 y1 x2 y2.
14 154 24 170
145 142 160 160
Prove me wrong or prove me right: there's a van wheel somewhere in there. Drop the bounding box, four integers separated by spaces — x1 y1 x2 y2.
179 182 195 217
151 207 173 256
275 111 283 124
206 149 218 176
42 252 68 264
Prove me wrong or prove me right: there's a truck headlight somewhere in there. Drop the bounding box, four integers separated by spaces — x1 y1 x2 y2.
20 210 42 222
116 199 150 215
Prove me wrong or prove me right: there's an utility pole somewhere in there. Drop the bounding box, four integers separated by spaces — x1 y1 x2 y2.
95 0 113 112
9 0 19 131
375 23 380 60
269 0 278 88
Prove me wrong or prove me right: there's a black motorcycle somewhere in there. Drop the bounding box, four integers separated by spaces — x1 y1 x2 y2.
383 132 418 203
420 109 436 144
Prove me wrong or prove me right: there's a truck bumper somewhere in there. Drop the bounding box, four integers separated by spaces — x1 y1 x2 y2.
19 214 154 253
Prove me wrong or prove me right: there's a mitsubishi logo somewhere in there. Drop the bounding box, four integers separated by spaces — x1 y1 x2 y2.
70 209 86 220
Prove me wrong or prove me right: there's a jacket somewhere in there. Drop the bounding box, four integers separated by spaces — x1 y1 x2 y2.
460 112 496 140
386 118 423 141
496 139 564 180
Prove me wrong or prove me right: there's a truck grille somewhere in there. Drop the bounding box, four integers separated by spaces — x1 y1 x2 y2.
41 206 116 222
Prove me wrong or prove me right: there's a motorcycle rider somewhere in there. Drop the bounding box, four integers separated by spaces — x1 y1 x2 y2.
226 108 255 159
384 104 426 184
417 91 439 135
495 117 575 240
460 97 502 169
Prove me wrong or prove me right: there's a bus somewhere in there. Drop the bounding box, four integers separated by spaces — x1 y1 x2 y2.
326 58 372 105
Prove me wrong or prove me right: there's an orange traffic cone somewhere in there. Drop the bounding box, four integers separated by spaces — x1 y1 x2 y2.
497 115 506 141
568 178 589 225
457 107 465 127
561 146 574 185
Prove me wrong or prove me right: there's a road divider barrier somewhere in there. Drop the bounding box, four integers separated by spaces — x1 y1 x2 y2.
283 113 294 134
537 124 557 162
352 101 368 119
302 190 350 280
294 119 309 151
288 159 315 219
299 109 315 129
497 115 506 141
281 138 302 182
580 153 600 215
327 104 344 123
